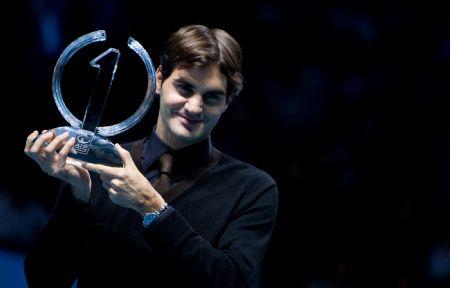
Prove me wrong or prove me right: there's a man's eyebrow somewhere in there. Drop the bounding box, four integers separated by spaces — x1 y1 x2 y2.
174 78 226 96
204 90 226 97
173 78 193 86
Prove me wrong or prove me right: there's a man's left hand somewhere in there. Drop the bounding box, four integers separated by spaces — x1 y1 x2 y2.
83 144 166 216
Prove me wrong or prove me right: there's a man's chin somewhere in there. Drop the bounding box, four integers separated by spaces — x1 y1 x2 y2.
172 126 203 143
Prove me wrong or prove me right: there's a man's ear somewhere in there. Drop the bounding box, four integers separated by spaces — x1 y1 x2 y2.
222 102 229 114
156 66 163 94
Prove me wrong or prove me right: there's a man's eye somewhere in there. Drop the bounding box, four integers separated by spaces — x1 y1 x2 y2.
204 94 223 105
176 84 193 96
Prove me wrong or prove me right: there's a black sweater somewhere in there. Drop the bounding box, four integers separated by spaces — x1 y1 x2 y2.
24 139 278 288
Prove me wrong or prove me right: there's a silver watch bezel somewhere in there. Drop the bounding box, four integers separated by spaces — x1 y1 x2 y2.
142 203 168 228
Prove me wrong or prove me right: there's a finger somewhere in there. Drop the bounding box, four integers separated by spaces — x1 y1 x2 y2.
44 131 70 154
24 131 44 163
65 157 86 168
43 132 70 164
100 174 113 182
107 187 119 203
83 162 123 178
109 178 122 190
101 180 109 190
24 130 39 153
57 137 76 165
102 181 112 193
102 181 117 195
115 143 135 168
100 174 121 189
30 131 54 154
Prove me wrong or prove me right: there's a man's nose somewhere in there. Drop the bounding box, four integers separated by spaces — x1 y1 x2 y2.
185 94 203 114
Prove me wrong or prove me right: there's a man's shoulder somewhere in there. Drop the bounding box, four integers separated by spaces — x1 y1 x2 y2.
213 150 278 209
214 150 277 188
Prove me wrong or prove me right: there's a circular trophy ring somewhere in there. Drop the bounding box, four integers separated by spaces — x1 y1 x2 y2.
52 30 156 137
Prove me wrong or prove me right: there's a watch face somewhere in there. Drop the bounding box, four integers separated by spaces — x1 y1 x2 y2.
143 213 158 227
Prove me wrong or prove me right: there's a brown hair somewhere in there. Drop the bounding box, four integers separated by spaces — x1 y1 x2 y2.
160 24 243 103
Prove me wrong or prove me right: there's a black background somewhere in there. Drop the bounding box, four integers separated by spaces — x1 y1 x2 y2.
1 0 450 287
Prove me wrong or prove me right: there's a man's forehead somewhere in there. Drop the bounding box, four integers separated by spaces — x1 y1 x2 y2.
172 65 227 91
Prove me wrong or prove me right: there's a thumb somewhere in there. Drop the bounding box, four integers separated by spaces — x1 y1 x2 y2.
115 143 136 168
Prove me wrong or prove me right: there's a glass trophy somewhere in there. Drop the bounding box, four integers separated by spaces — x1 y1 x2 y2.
51 30 156 167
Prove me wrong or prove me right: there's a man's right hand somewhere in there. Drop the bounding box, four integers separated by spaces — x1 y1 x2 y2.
24 130 91 203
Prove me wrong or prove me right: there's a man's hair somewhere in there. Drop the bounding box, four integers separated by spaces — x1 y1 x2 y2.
160 24 243 103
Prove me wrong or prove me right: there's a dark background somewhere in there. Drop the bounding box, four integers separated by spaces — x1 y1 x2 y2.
1 0 450 287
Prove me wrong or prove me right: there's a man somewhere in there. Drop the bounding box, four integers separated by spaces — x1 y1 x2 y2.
24 24 278 287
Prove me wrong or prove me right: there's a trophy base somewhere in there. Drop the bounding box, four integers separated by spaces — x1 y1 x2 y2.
54 126 123 167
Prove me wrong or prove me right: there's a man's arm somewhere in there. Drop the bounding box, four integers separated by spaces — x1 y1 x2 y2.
144 182 278 287
24 183 89 287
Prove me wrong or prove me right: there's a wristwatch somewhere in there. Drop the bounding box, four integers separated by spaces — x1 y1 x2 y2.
142 203 169 228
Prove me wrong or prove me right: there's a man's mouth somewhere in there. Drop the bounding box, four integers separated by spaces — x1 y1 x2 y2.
176 113 204 123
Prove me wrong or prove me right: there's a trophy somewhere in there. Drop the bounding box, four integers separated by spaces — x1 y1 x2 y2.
51 30 156 167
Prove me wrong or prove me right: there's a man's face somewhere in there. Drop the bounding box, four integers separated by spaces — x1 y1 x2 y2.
155 64 228 149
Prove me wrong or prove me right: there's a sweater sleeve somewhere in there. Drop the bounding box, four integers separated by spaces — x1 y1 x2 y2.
24 182 89 287
143 180 278 288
